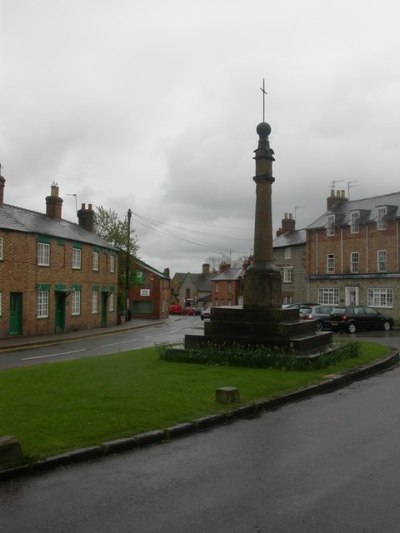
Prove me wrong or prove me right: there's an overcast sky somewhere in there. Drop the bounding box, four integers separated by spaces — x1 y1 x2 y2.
1 0 400 276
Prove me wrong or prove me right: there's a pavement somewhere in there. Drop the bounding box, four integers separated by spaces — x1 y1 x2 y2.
0 318 164 352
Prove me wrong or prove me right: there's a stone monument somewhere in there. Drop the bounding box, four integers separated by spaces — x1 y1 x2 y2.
185 99 331 354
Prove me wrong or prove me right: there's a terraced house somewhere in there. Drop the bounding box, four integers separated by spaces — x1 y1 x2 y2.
306 189 400 323
0 175 118 339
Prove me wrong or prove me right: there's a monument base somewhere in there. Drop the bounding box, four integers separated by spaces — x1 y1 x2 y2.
185 306 332 355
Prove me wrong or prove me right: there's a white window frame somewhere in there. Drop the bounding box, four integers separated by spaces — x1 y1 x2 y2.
326 215 335 237
377 206 387 230
284 247 291 260
326 254 335 274
350 211 360 234
109 293 115 312
91 290 99 314
318 288 339 305
0 236 3 260
367 288 393 308
283 267 293 283
37 290 49 318
37 242 50 266
350 251 359 273
377 250 387 272
71 290 81 315
110 254 116 273
93 250 99 271
72 247 82 269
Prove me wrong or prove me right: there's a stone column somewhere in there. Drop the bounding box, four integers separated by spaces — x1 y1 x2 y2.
243 122 282 308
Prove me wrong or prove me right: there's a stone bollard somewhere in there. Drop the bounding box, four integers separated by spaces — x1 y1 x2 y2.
216 386 240 404
0 436 23 469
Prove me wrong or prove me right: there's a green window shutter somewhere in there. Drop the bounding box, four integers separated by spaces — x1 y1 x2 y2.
38 235 51 244
36 283 51 291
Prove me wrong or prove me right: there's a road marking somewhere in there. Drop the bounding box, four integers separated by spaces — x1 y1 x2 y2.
100 339 137 347
22 348 87 361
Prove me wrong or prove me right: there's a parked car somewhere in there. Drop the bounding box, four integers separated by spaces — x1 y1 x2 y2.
181 307 196 316
299 305 334 331
169 304 183 315
201 307 211 320
328 306 394 334
282 303 318 310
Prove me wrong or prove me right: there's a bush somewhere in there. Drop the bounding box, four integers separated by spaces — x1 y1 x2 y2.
157 339 360 371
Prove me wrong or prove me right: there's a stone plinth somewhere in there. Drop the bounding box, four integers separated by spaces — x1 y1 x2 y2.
0 436 22 469
185 306 332 354
216 387 240 404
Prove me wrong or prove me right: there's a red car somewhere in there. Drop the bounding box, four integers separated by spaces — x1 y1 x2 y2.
169 304 183 315
181 307 196 316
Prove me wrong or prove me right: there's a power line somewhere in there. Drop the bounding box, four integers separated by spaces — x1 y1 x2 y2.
131 211 251 255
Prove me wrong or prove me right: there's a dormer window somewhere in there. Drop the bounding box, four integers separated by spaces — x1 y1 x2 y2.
350 211 360 234
377 206 387 230
326 214 335 237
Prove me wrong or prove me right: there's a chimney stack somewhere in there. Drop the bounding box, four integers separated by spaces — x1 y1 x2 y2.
327 189 348 210
219 262 231 273
202 263 210 277
276 212 295 237
46 182 63 219
77 203 95 233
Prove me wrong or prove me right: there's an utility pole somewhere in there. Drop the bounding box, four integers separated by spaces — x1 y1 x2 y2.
125 208 132 321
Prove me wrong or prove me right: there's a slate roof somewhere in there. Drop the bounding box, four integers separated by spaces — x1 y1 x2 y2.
273 229 306 248
211 268 245 281
0 203 117 250
188 273 212 292
132 256 169 279
307 191 400 230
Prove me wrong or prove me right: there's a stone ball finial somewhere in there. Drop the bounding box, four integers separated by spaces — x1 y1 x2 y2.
256 121 271 139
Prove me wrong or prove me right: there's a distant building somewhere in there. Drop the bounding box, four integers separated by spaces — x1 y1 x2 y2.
0 175 118 338
128 258 170 319
210 263 245 306
273 213 307 304
306 189 400 321
170 263 212 309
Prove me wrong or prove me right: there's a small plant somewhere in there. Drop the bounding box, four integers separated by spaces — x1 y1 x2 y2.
158 339 361 371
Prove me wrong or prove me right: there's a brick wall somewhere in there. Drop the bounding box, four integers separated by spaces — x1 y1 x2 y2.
0 230 118 338
306 219 400 322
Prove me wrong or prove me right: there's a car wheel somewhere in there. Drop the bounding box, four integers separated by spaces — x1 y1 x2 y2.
348 322 356 334
316 321 323 331
383 321 391 331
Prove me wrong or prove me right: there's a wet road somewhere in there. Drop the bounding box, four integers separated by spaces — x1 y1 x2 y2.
1 363 399 532
0 316 202 370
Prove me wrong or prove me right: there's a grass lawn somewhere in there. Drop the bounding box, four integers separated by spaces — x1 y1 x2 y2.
0 341 390 461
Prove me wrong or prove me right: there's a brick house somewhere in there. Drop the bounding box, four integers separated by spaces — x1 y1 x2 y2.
305 189 400 322
0 176 118 338
273 213 307 304
210 263 245 307
128 258 170 319
170 263 212 309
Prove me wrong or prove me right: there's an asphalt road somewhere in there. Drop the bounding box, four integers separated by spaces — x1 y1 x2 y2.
1 316 399 370
0 316 203 370
1 362 399 532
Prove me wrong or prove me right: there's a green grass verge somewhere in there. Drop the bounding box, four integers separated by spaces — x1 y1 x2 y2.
0 341 390 461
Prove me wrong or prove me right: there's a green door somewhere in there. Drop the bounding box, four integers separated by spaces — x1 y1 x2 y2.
55 292 66 333
101 292 108 327
9 293 23 336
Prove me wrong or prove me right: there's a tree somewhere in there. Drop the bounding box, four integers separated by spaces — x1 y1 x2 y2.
94 206 139 315
94 206 139 255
